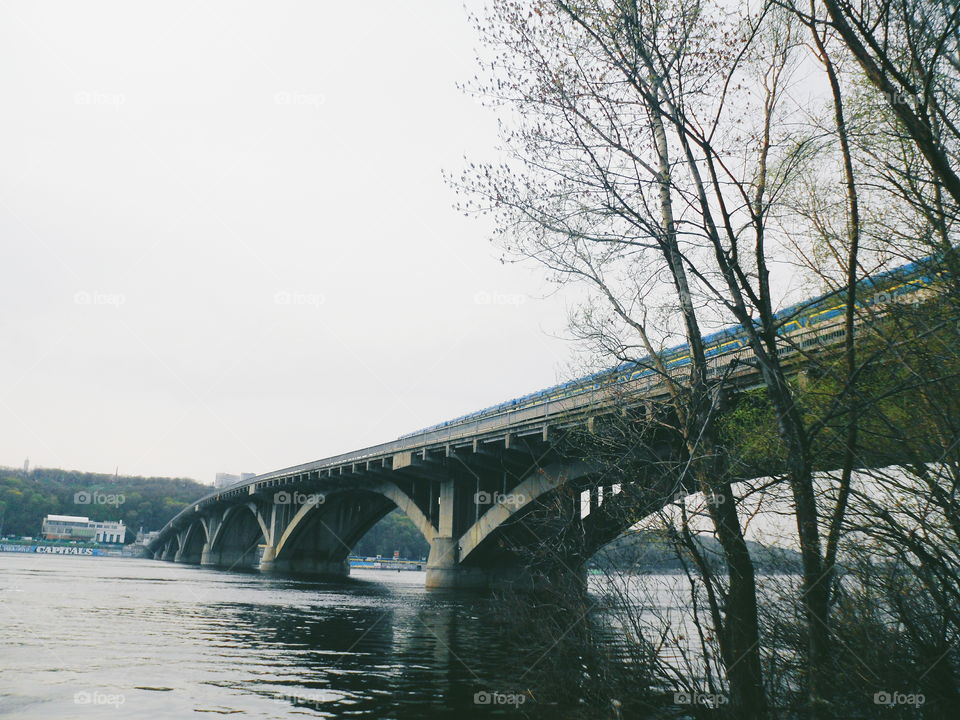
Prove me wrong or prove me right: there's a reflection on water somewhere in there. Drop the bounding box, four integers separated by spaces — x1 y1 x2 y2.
0 555 661 719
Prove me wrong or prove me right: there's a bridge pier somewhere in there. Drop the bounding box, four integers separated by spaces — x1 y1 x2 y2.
160 538 176 561
199 542 216 566
202 548 260 571
425 536 582 590
259 555 350 577
425 536 469 589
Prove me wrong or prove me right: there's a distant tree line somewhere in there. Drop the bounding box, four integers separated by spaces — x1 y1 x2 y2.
0 467 433 560
0 468 210 540
353 509 430 560
593 530 804 575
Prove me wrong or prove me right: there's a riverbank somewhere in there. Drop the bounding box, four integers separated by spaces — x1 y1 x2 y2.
348 557 423 571
0 541 131 557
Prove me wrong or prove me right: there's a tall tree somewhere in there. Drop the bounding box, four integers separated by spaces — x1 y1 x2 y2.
458 1 796 715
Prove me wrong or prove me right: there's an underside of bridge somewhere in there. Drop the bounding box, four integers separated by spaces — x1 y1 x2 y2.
150 418 686 589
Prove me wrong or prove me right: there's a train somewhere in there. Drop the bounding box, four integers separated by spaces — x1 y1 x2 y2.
402 254 943 438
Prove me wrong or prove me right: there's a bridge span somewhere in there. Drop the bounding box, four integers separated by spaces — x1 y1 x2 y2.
147 383 675 589
147 259 937 587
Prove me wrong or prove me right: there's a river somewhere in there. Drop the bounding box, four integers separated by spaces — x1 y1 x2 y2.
0 554 689 719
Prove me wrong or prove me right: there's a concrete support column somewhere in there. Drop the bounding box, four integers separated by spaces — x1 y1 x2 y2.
161 539 176 561
426 480 480 588
438 479 454 537
259 544 276 566
200 514 220 566
424 536 459 588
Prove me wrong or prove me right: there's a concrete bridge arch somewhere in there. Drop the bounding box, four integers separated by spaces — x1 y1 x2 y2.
173 519 208 564
201 502 270 570
266 482 438 572
149 424 685 589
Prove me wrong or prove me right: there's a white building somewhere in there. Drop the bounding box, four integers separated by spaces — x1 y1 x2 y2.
41 515 126 544
135 529 161 545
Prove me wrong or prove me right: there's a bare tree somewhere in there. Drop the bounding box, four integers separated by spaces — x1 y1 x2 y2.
455 1 827 716
812 0 960 205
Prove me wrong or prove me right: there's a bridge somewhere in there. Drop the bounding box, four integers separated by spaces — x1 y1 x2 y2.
147 260 936 588
147 389 673 589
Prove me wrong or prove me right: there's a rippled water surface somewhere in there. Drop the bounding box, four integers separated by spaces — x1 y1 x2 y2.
0 555 631 719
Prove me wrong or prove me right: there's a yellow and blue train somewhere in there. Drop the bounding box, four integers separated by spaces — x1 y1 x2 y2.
404 256 941 438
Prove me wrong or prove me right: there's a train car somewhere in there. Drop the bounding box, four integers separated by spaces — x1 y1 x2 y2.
400 254 942 439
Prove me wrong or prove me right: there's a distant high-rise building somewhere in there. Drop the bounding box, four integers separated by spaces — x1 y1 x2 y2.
23 458 29 474
214 473 236 488
214 472 256 489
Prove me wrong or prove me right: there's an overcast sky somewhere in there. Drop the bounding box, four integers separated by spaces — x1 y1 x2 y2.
0 1 577 483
